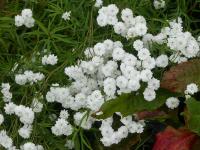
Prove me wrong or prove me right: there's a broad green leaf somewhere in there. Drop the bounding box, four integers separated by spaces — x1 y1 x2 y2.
185 98 200 135
94 88 178 119
161 59 200 93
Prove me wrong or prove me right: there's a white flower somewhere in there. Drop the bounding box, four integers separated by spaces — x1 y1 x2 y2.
121 8 133 22
21 142 37 150
104 78 116 97
62 11 71 21
122 53 137 66
143 88 156 101
4 102 16 115
94 43 106 56
128 79 140 91
92 56 104 66
59 110 69 119
21 9 33 18
134 23 148 36
112 48 125 60
0 130 13 149
166 97 179 109
31 98 43 113
87 90 104 111
97 14 108 27
154 0 166 9
116 76 128 89
1 83 12 102
42 54 58 65
147 78 160 90
104 39 114 51
24 16 35 28
140 69 153 82
15 15 24 27
142 57 156 70
18 125 32 139
65 140 74 149
94 0 103 8
156 54 168 68
133 40 144 51
0 114 4 125
51 118 73 136
74 111 94 130
114 22 127 36
137 48 150 60
185 83 198 95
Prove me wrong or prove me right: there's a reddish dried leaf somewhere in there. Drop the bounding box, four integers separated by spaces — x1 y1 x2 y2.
136 110 166 120
153 126 198 150
161 59 200 93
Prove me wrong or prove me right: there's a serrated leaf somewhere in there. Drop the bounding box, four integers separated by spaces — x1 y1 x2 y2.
161 59 200 93
94 88 177 119
185 98 200 135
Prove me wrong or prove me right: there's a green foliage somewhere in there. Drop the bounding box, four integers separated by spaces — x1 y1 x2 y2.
94 88 179 119
0 0 200 149
185 98 200 135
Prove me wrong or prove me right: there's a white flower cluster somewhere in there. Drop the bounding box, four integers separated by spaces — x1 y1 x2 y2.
100 115 145 146
0 130 43 150
0 82 44 147
42 54 58 65
94 0 103 8
62 11 71 21
4 102 35 139
143 18 200 60
165 97 179 109
185 83 198 95
15 70 44 85
51 110 73 136
45 38 167 146
153 0 166 9
4 103 34 124
15 9 35 28
1 83 12 102
97 5 148 39
5 3 199 149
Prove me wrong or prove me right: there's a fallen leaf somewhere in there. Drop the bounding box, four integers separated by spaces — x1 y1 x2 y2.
153 126 198 150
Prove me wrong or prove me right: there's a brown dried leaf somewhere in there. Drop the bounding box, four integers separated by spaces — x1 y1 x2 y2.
161 59 200 93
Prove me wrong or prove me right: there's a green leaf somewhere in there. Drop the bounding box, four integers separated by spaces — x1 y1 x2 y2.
185 98 200 135
35 19 49 36
94 88 178 119
161 59 200 93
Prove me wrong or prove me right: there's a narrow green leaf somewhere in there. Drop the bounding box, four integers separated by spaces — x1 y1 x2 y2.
35 19 49 35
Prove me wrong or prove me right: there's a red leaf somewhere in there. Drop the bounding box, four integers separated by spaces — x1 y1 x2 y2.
135 110 166 120
161 59 200 93
153 126 197 150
